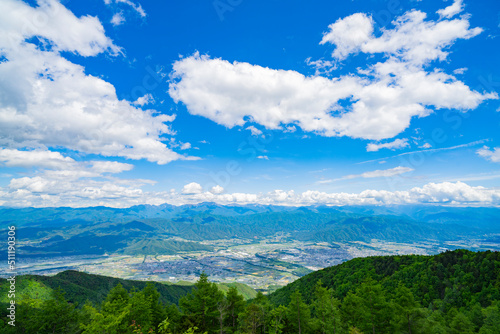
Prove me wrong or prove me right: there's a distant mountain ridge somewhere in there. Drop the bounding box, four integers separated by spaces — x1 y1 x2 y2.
1 202 499 227
1 204 499 259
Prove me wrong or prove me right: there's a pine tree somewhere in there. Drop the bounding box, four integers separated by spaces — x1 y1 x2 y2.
31 289 78 334
312 280 341 334
393 284 424 334
254 291 272 334
179 273 224 334
143 283 167 329
287 290 311 334
225 286 244 333
129 289 154 332
344 280 393 334
269 305 288 334
241 303 263 334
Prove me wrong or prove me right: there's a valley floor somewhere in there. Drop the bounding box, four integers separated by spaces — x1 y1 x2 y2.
1 236 470 291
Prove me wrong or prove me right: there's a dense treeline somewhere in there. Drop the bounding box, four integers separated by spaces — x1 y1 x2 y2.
269 249 500 307
1 249 500 333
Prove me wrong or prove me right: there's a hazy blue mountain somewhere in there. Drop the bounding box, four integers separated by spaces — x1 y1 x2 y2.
1 204 499 258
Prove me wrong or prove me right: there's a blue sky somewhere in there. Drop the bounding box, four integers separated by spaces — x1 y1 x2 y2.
0 0 500 207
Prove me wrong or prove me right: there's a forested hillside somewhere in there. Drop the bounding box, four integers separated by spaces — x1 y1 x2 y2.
0 270 194 307
1 249 499 333
269 249 500 306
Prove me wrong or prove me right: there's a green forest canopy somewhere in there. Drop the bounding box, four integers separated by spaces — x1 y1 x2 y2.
1 249 499 333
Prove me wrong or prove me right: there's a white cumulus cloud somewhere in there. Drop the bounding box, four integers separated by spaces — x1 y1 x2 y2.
180 142 192 150
210 185 224 194
320 13 374 60
367 139 409 152
169 3 496 141
437 0 464 19
323 6 479 65
132 93 154 106
246 126 263 136
182 182 203 195
477 147 500 163
0 0 193 165
0 148 75 169
1 180 498 208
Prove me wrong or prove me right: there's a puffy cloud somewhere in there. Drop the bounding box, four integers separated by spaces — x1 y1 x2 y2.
170 54 492 140
257 155 269 160
1 0 120 56
181 182 203 195
367 139 409 152
170 53 361 134
1 180 499 208
477 146 500 163
0 148 75 169
345 166 414 179
405 181 495 204
0 151 140 207
180 142 192 150
323 7 480 65
111 12 125 26
437 0 464 19
4 175 148 207
305 58 336 75
210 185 224 194
132 93 154 106
90 160 134 174
169 4 495 141
258 182 499 206
246 126 263 136
0 0 192 165
320 13 374 60
0 148 134 175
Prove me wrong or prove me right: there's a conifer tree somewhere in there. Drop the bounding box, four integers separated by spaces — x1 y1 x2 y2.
287 290 311 334
179 273 224 334
312 280 341 334
225 286 245 332
269 305 288 334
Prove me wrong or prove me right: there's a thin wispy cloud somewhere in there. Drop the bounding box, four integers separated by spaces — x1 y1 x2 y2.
316 166 414 184
358 140 490 165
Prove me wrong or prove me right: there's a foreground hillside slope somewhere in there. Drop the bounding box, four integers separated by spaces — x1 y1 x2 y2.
269 249 500 307
1 250 499 333
0 270 193 307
